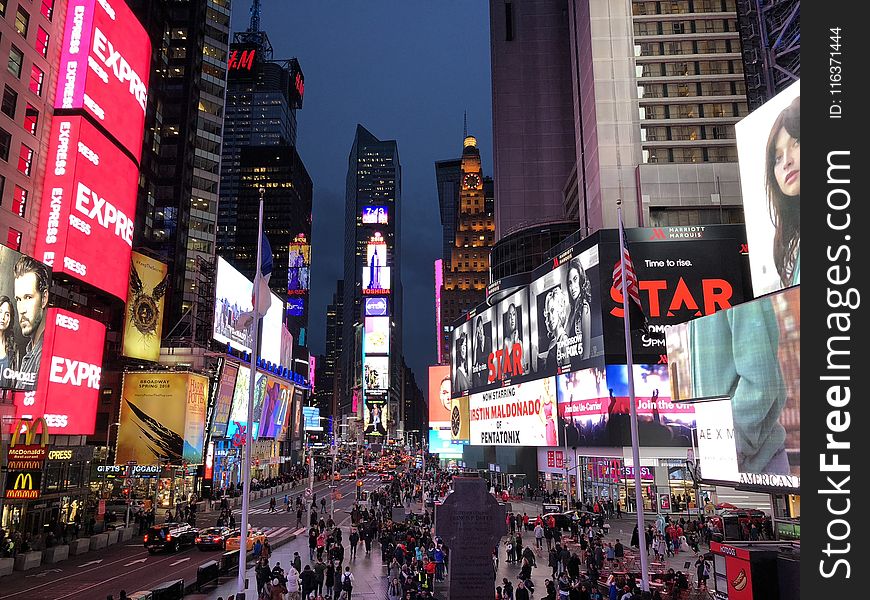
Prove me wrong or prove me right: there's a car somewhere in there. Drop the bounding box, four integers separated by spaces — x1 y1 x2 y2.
144 523 198 554
387 462 396 470
225 528 268 552
357 466 367 475
542 512 576 531
346 470 357 479
195 526 234 550
380 473 393 482
333 472 343 482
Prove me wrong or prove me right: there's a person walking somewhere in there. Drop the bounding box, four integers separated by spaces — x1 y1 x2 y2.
534 523 545 549
349 527 359 559
269 497 277 513
340 566 354 600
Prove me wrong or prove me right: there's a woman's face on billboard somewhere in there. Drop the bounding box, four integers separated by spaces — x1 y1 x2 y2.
773 127 800 197
439 379 451 410
0 301 12 331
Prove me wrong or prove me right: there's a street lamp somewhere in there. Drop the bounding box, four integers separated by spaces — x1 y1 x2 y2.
102 422 121 499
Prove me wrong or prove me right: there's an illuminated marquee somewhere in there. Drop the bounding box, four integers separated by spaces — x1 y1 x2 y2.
55 0 151 161
34 115 138 299
228 48 256 71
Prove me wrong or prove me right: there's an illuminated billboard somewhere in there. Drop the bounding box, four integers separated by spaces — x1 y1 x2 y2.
468 377 559 447
0 248 52 391
469 305 496 389
226 365 252 441
287 234 310 296
363 232 390 294
429 427 463 460
287 297 305 317
258 376 291 439
735 80 801 297
364 396 388 437
362 205 389 224
55 0 151 161
210 362 238 437
364 317 390 355
363 356 389 394
213 257 283 365
116 372 209 465
450 395 470 444
666 286 800 490
13 308 106 434
428 365 452 424
303 406 323 431
364 297 389 317
34 115 139 300
122 252 169 362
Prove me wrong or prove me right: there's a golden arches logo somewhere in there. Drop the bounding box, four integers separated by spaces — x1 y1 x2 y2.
13 473 34 490
10 417 49 447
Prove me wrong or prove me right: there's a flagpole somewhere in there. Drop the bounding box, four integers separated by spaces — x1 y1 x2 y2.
617 200 650 593
237 189 265 596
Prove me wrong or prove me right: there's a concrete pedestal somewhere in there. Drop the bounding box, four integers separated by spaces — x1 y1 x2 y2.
0 557 14 577
69 538 90 555
89 533 109 550
13 551 42 571
106 529 119 546
43 545 69 564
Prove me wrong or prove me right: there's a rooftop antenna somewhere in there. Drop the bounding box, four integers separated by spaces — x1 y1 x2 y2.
249 0 261 32
463 110 468 139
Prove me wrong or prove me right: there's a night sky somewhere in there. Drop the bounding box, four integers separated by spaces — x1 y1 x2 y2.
229 1 494 388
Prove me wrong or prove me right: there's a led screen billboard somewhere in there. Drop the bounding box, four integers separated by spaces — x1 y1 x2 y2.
469 305 496 389
735 80 801 297
529 244 604 376
12 308 106 434
429 427 463 460
364 396 388 437
55 0 151 161
450 319 472 397
258 376 291 439
122 252 169 362
226 365 252 441
363 233 390 294
34 115 139 299
364 297 389 317
303 406 323 431
666 285 800 490
362 205 389 224
287 297 305 317
363 355 389 394
287 234 311 296
210 361 238 437
364 317 390 355
468 377 559 446
0 249 52 391
428 365 452 424
116 372 209 465
213 257 283 365
450 395 470 444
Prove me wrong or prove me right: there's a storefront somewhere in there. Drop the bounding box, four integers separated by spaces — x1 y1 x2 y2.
2 445 94 538
92 463 199 511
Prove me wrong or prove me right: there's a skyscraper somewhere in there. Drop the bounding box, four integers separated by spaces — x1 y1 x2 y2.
437 136 495 365
341 125 402 433
320 280 344 419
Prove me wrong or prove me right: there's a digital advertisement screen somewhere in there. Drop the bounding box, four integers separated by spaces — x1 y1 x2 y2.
122 252 169 362
450 320 472 397
226 365 253 441
287 234 311 296
116 372 209 465
364 317 390 355
491 288 531 386
529 244 604 377
34 115 139 299
666 285 800 490
428 365 452 424
450 395 470 444
210 362 238 437
364 297 389 317
363 355 389 393
364 397 388 436
469 305 496 389
0 248 52 391
258 376 291 439
736 80 801 297
468 377 559 447
213 257 283 365
12 308 106 434
303 406 323 431
363 233 390 294
361 205 389 224
429 427 463 460
597 228 749 364
287 297 305 317
55 0 151 161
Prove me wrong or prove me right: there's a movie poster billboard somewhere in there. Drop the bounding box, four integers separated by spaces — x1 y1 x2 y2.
735 80 801 297
258 377 291 439
491 287 531 385
469 305 496 389
117 372 209 465
364 317 390 355
287 234 311 296
210 361 239 437
226 365 252 441
428 365 452 424
122 252 169 362
364 396 388 436
598 226 749 364
529 244 604 376
213 257 283 364
450 320 472 397
468 377 559 447
665 285 800 490
0 247 52 391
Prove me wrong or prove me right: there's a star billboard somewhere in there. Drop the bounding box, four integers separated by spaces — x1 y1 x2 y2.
55 0 151 161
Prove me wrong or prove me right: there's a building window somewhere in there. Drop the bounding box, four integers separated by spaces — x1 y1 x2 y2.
24 104 38 134
1 86 17 119
40 0 54 20
0 174 5 201
505 0 514 41
0 128 10 161
17 143 33 175
6 228 22 251
15 7 30 37
8 46 24 78
12 185 27 217
36 26 50 57
30 65 45 96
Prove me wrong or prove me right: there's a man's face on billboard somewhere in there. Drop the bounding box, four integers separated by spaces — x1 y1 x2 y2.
15 271 46 337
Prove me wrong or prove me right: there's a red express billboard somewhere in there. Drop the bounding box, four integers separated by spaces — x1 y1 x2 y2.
34 115 138 299
14 308 106 435
55 0 151 161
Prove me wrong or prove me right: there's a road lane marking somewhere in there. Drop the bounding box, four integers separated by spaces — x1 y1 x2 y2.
169 557 190 566
77 559 103 568
124 558 148 567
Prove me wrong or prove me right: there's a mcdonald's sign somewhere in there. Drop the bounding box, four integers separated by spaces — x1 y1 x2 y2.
4 470 42 500
10 417 50 447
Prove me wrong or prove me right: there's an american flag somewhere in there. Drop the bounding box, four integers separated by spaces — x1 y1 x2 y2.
613 221 647 333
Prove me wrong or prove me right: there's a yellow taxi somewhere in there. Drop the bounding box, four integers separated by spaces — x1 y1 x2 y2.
333 472 342 482
224 528 267 552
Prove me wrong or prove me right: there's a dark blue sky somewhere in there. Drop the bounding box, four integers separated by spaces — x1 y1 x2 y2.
229 1 493 386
